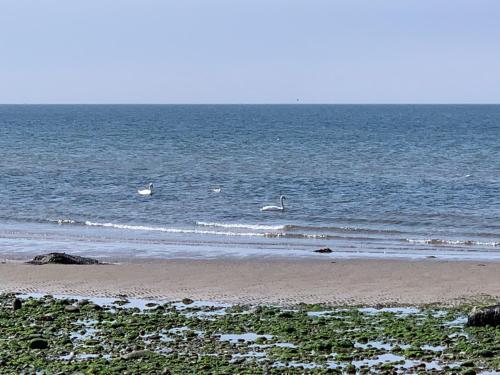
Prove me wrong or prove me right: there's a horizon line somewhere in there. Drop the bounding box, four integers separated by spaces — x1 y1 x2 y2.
1 102 499 106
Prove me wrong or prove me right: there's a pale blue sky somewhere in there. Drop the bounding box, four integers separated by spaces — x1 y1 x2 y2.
1 0 499 103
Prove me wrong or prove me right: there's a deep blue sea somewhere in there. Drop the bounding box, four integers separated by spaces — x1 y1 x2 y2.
0 105 499 260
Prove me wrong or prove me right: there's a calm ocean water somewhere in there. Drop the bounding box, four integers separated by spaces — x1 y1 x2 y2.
0 105 498 260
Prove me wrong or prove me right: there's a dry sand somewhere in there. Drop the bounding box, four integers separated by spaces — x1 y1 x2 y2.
0 258 499 306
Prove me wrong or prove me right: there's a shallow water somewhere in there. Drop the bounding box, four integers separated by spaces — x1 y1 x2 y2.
1 105 499 260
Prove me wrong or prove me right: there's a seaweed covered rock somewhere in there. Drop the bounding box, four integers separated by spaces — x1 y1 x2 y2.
29 338 49 350
121 350 152 360
64 305 80 313
27 252 99 265
467 305 500 327
12 298 22 310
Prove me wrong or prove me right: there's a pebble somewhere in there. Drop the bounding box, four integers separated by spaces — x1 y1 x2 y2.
41 313 55 321
77 299 90 307
121 350 152 360
88 303 103 311
64 305 80 313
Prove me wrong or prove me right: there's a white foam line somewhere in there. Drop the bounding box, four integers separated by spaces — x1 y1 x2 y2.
84 221 267 237
196 221 287 231
407 238 499 247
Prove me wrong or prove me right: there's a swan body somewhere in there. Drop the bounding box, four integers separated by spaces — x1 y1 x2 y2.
212 186 221 193
138 183 154 196
261 195 286 212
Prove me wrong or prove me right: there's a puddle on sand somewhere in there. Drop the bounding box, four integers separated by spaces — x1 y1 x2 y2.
351 353 405 367
307 311 334 317
16 293 229 313
70 328 98 342
60 353 112 361
171 301 230 310
142 332 174 343
70 320 99 341
354 340 411 351
421 344 446 352
444 316 468 327
231 351 267 361
358 307 420 316
184 309 227 318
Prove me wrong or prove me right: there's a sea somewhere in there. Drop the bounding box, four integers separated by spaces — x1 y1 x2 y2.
0 105 498 260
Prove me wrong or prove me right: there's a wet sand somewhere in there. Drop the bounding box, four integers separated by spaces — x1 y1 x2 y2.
0 258 499 305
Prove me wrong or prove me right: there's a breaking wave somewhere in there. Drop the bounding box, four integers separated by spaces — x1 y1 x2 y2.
34 218 500 247
196 221 287 231
83 221 267 237
195 221 404 235
407 238 499 247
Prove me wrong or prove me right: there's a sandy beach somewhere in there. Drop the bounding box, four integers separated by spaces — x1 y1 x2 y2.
1 258 498 305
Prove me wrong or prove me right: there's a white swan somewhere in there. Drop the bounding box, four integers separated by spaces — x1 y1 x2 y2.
260 195 286 212
138 183 154 196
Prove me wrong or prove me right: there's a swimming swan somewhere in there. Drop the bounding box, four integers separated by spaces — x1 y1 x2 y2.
260 195 286 212
138 183 154 196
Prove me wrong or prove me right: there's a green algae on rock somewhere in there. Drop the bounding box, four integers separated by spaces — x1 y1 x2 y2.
0 294 498 374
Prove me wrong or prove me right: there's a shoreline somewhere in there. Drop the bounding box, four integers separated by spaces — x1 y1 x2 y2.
1 257 499 306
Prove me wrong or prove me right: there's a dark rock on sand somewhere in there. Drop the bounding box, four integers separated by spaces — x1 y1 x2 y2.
467 305 500 327
12 298 22 310
29 338 49 350
27 252 99 265
314 248 333 254
182 298 194 305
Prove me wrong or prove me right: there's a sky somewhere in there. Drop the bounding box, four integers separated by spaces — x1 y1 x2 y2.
0 0 499 104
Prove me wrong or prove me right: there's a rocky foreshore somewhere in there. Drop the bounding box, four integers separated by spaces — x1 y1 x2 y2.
0 293 499 374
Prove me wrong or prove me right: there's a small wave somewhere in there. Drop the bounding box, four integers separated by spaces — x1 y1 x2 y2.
407 238 499 247
287 224 404 235
196 221 403 235
264 232 364 241
196 221 287 231
83 221 382 241
44 219 499 247
47 218 78 225
84 221 267 237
